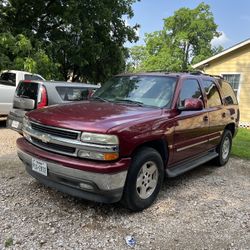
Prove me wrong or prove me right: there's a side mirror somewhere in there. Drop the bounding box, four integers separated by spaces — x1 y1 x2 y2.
13 98 35 110
179 98 204 111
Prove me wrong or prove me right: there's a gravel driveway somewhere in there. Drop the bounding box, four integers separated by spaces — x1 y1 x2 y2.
0 120 249 249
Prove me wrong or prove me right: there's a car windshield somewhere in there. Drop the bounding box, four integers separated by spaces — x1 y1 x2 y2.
92 75 177 108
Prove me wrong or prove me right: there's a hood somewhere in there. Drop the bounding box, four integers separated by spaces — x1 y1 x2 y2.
27 101 163 133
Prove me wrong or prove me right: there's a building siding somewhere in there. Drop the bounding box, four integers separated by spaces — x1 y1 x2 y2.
201 45 250 123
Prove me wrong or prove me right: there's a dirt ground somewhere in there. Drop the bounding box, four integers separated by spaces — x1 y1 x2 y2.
0 120 249 249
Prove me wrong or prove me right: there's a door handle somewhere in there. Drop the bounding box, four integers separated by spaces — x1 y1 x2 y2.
203 116 209 122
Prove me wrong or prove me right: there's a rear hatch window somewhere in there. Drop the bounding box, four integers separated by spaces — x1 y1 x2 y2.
16 81 39 100
56 87 90 101
14 81 40 110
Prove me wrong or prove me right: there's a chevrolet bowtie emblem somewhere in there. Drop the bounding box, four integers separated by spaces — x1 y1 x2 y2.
39 134 51 143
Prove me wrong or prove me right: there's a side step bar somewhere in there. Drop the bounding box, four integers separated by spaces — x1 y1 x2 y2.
166 151 219 178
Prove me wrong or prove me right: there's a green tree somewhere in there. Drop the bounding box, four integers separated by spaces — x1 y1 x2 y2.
127 45 147 72
128 2 222 72
0 32 61 79
0 0 139 82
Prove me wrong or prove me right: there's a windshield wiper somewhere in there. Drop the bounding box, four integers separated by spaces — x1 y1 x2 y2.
114 98 144 107
90 96 110 102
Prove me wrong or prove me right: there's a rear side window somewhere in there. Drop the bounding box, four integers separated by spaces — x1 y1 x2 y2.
203 80 222 107
16 81 39 100
0 72 16 86
179 79 203 107
24 74 44 81
56 87 90 101
220 80 238 105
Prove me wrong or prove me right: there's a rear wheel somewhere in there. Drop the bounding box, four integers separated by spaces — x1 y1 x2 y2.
215 130 232 166
121 147 164 211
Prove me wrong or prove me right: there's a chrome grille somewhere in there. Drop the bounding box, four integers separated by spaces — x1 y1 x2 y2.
31 137 76 154
31 122 79 140
26 121 81 156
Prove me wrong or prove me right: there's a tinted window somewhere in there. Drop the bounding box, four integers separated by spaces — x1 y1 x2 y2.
179 79 203 107
220 80 238 105
56 87 90 101
16 81 39 100
203 80 222 107
24 74 44 81
0 72 16 86
93 76 177 108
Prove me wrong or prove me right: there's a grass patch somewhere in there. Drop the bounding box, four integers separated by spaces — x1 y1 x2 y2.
5 237 13 248
232 128 250 160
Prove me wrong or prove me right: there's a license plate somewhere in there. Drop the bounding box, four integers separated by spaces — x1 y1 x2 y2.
11 120 19 128
32 158 47 176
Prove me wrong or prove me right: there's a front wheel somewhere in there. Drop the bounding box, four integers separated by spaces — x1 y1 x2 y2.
121 147 164 211
215 130 232 166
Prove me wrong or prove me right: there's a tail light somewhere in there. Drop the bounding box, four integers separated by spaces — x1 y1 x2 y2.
88 89 94 99
37 85 48 109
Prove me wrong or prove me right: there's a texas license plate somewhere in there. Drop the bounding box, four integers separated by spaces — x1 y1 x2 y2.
32 158 47 176
11 120 19 128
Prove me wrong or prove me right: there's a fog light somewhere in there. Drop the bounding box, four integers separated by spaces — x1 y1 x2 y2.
79 182 94 190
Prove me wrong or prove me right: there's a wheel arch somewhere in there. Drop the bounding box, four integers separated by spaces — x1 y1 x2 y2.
224 123 236 137
131 139 169 168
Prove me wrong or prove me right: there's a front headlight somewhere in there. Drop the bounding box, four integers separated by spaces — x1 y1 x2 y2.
81 132 119 145
80 132 119 160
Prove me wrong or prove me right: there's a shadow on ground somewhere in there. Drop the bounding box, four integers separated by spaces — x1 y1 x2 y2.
0 119 6 128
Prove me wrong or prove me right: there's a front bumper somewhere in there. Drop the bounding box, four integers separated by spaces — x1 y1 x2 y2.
7 109 26 133
17 138 130 203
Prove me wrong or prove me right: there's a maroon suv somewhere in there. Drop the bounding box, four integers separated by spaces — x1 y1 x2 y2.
17 72 239 211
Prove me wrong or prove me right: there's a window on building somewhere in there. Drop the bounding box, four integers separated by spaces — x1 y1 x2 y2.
222 74 240 96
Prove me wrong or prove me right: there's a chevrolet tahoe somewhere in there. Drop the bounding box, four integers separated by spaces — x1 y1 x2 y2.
16 72 239 211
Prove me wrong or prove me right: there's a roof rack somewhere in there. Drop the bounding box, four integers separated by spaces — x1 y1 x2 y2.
137 70 224 79
190 71 224 79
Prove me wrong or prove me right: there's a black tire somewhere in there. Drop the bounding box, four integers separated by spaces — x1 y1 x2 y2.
121 147 164 211
215 130 232 166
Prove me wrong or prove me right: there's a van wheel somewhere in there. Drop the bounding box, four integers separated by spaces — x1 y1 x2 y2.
215 130 232 166
121 147 164 211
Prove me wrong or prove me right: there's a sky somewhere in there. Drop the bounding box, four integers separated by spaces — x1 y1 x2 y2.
126 0 250 49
